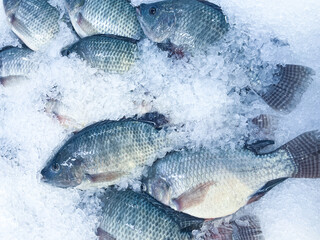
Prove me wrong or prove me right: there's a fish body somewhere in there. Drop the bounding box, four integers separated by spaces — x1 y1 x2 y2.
98 188 204 240
3 0 60 51
0 46 36 86
41 119 169 189
143 131 320 218
136 0 228 51
61 34 138 73
65 0 144 40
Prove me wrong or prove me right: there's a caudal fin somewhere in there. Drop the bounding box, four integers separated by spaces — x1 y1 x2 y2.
280 131 320 178
195 214 264 240
258 64 315 113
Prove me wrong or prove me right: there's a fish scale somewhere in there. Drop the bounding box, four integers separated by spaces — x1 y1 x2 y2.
4 0 60 50
0 47 35 78
66 0 144 40
61 34 138 73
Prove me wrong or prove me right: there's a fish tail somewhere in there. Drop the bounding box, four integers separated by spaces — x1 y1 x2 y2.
257 64 315 113
198 214 264 240
281 131 320 178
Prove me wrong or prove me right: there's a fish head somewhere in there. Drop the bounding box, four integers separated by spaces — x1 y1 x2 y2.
40 144 84 188
136 1 176 43
142 176 171 205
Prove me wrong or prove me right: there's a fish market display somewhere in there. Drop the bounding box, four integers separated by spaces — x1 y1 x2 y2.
136 0 229 51
61 34 139 73
142 131 320 218
0 46 36 86
3 0 60 51
41 118 170 189
65 0 144 40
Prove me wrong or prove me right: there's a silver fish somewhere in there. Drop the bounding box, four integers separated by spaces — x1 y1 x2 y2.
136 0 228 51
0 46 36 86
61 34 138 73
65 0 144 40
40 118 170 189
142 131 320 218
3 0 60 51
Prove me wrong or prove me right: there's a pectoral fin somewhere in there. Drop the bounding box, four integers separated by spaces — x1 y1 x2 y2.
85 171 127 183
173 181 215 211
76 13 98 36
96 227 116 240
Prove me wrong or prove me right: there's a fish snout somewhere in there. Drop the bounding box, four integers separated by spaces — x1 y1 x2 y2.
40 169 49 182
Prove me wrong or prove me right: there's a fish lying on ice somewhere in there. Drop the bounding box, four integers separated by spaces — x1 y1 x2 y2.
3 0 60 51
65 0 144 40
40 116 170 189
97 187 263 240
0 46 36 86
136 0 228 52
61 34 139 73
142 130 320 218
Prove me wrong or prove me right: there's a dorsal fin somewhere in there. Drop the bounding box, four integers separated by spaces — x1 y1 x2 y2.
245 140 275 155
92 34 139 44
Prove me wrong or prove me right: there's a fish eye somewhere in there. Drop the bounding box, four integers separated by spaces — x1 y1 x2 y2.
51 163 60 172
149 7 157 15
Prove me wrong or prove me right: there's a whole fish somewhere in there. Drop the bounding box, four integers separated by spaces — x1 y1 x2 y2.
136 0 228 51
0 46 36 86
3 0 60 51
65 0 144 40
97 187 204 240
142 131 320 218
61 34 138 73
41 118 169 189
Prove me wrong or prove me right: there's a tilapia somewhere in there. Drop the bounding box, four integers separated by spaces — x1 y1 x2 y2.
97 187 264 240
97 187 203 240
61 34 138 73
40 118 170 189
142 131 320 218
65 0 144 40
0 46 36 86
136 0 228 51
3 0 60 51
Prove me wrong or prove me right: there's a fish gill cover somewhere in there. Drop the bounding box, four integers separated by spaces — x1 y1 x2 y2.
0 0 320 239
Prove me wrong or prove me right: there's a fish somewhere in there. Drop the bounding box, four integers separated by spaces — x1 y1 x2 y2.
97 187 203 240
3 0 60 51
136 0 229 52
65 0 144 40
142 130 320 218
40 117 170 189
61 34 138 73
0 46 36 86
97 187 264 240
